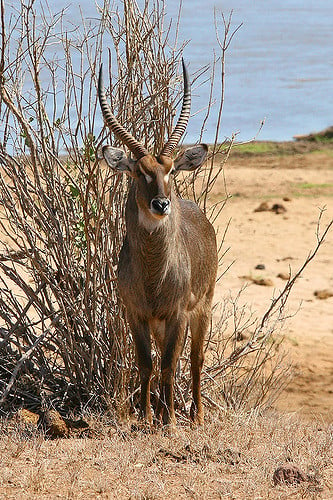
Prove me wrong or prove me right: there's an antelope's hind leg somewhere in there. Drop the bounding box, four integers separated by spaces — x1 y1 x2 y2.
189 300 212 425
128 314 153 425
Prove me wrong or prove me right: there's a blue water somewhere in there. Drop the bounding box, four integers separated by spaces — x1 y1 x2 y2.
5 0 333 143
171 0 333 142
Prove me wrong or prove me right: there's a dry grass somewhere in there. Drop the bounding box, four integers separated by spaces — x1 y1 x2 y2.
0 409 332 499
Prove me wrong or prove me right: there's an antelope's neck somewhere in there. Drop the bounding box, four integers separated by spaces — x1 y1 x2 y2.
125 187 180 258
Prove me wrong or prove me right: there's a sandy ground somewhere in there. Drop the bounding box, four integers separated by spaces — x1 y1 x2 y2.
0 146 332 423
212 149 333 421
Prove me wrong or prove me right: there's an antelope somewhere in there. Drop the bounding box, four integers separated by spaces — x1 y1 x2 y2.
98 59 218 426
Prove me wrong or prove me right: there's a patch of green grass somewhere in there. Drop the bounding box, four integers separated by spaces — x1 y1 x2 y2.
308 134 333 143
309 148 333 159
295 182 333 190
291 181 333 198
218 139 333 157
292 192 333 198
231 142 277 155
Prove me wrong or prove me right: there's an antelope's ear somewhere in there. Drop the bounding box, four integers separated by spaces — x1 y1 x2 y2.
173 144 208 172
102 145 136 175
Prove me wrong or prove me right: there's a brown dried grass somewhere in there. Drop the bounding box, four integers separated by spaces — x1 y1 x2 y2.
0 410 332 499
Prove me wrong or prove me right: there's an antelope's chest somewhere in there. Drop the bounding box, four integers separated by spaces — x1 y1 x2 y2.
118 242 191 317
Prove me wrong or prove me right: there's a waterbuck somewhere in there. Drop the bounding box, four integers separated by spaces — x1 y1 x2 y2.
98 60 218 426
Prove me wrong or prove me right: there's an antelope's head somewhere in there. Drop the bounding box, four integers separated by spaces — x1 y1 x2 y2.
98 60 208 227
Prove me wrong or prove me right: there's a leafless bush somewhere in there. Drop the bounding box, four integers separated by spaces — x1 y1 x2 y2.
0 0 186 414
0 0 331 419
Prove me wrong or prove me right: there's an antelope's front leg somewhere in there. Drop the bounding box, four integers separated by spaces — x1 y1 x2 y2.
128 314 153 425
157 314 187 426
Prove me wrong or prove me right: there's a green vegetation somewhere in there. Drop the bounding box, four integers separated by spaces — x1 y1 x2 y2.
291 182 333 197
310 134 333 143
213 139 333 157
231 142 277 155
296 182 333 190
299 126 333 143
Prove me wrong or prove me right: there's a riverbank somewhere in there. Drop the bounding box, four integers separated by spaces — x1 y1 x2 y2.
213 139 333 421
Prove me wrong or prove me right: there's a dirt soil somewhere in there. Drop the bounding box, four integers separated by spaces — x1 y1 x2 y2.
212 145 333 422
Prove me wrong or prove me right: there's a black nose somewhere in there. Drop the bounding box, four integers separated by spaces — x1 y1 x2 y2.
151 198 170 215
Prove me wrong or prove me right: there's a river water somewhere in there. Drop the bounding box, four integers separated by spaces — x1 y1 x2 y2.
176 0 333 143
7 0 333 143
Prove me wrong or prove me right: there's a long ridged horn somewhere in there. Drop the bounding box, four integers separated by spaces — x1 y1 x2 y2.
98 64 149 160
159 58 191 158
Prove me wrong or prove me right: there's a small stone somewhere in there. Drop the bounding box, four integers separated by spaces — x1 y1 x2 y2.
14 409 39 426
273 464 307 486
39 410 69 438
277 272 290 281
283 197 292 202
253 277 274 286
255 264 265 270
254 201 270 212
271 203 287 214
314 289 333 300
278 256 295 262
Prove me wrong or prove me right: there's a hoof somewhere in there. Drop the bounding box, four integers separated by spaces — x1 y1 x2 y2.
190 403 204 425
